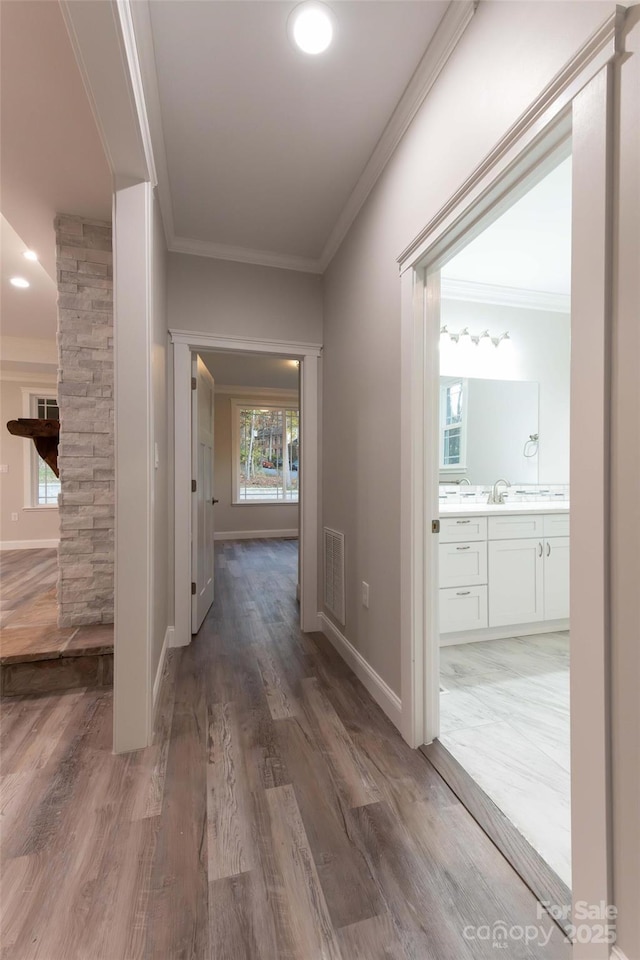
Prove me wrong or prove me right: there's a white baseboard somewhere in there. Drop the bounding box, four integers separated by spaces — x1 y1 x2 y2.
439 618 569 646
318 612 402 729
214 529 298 541
152 626 172 711
0 538 60 550
168 624 190 648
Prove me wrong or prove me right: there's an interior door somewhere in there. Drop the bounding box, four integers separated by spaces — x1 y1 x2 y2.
192 355 215 633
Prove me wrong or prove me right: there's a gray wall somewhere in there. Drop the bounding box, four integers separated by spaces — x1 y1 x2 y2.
322 4 639 956
168 254 323 343
0 377 60 545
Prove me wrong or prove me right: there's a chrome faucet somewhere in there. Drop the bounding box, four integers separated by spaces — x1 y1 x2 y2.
458 478 471 486
488 478 511 504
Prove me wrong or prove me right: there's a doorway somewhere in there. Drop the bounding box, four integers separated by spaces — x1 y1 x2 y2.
400 61 615 948
191 350 302 632
170 331 321 647
433 152 572 890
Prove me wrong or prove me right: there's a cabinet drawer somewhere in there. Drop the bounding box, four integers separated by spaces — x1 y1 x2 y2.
440 586 488 634
488 514 545 540
440 516 487 543
439 541 487 588
543 514 570 538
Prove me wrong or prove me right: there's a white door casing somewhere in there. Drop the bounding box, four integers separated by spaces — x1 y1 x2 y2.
171 333 321 651
192 355 215 633
400 14 624 954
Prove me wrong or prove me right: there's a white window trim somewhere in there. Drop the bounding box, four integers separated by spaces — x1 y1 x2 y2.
439 377 468 471
231 398 300 506
20 386 59 510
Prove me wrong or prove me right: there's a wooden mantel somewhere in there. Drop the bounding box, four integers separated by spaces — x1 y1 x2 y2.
6 419 60 477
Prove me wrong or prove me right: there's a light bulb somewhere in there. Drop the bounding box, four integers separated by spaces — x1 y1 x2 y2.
289 2 334 55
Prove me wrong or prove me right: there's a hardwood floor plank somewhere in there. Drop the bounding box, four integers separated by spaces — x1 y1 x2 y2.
422 739 572 935
207 701 256 881
301 676 381 808
208 870 279 960
265 784 343 960
252 641 299 720
0 539 570 960
274 715 383 929
336 913 404 960
144 644 210 960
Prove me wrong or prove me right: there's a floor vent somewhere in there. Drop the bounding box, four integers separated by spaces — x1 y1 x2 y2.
323 527 345 625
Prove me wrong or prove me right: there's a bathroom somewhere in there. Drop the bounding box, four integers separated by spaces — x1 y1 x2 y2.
435 156 572 889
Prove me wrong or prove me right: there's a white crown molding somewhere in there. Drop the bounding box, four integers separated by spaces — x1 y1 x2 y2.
318 0 477 272
169 235 322 275
214 385 299 399
124 0 176 245
119 0 475 276
441 277 571 313
60 0 149 184
115 0 158 190
169 329 322 358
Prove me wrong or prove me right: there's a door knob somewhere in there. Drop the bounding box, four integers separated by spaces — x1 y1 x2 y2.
212 498 219 505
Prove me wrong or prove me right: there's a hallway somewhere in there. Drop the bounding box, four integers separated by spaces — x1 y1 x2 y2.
1 539 568 959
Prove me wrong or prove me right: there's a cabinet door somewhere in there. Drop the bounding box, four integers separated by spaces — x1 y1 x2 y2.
543 537 570 620
439 541 487 588
440 586 488 634
489 538 544 627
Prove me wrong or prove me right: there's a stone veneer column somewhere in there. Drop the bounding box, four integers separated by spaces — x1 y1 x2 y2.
55 215 114 626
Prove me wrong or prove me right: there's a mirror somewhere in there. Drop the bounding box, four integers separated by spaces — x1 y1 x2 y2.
439 377 540 484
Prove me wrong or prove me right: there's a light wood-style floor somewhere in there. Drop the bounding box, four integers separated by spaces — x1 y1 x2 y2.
0 539 569 959
0 548 58 629
440 633 571 886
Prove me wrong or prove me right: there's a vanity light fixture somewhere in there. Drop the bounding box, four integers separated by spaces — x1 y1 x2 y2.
444 327 510 346
288 1 335 55
10 277 30 288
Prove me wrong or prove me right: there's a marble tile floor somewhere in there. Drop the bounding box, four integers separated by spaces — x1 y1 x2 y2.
439 632 571 886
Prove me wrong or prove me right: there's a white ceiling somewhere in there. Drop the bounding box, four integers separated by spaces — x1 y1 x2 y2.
0 0 112 286
202 352 299 392
145 0 448 267
442 157 572 296
0 216 58 342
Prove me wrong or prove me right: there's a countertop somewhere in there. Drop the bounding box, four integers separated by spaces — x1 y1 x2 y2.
439 501 570 518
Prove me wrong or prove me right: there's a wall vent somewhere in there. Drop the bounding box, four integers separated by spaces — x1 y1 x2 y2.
323 527 345 625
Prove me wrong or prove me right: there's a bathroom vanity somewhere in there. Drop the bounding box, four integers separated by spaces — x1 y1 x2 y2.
438 502 570 643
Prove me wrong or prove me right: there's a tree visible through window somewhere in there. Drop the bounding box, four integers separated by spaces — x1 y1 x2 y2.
234 404 299 503
440 379 467 470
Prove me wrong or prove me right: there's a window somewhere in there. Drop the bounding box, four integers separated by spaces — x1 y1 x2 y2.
22 390 61 507
232 402 299 504
439 378 467 471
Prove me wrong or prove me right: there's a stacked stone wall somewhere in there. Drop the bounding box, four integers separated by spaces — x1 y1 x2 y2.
55 215 114 626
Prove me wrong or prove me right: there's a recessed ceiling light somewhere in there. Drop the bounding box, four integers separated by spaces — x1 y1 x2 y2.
288 1 334 55
10 277 30 288
23 250 38 262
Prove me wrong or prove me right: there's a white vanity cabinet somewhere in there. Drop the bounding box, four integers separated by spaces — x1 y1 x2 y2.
439 508 569 638
488 538 544 626
542 536 570 620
